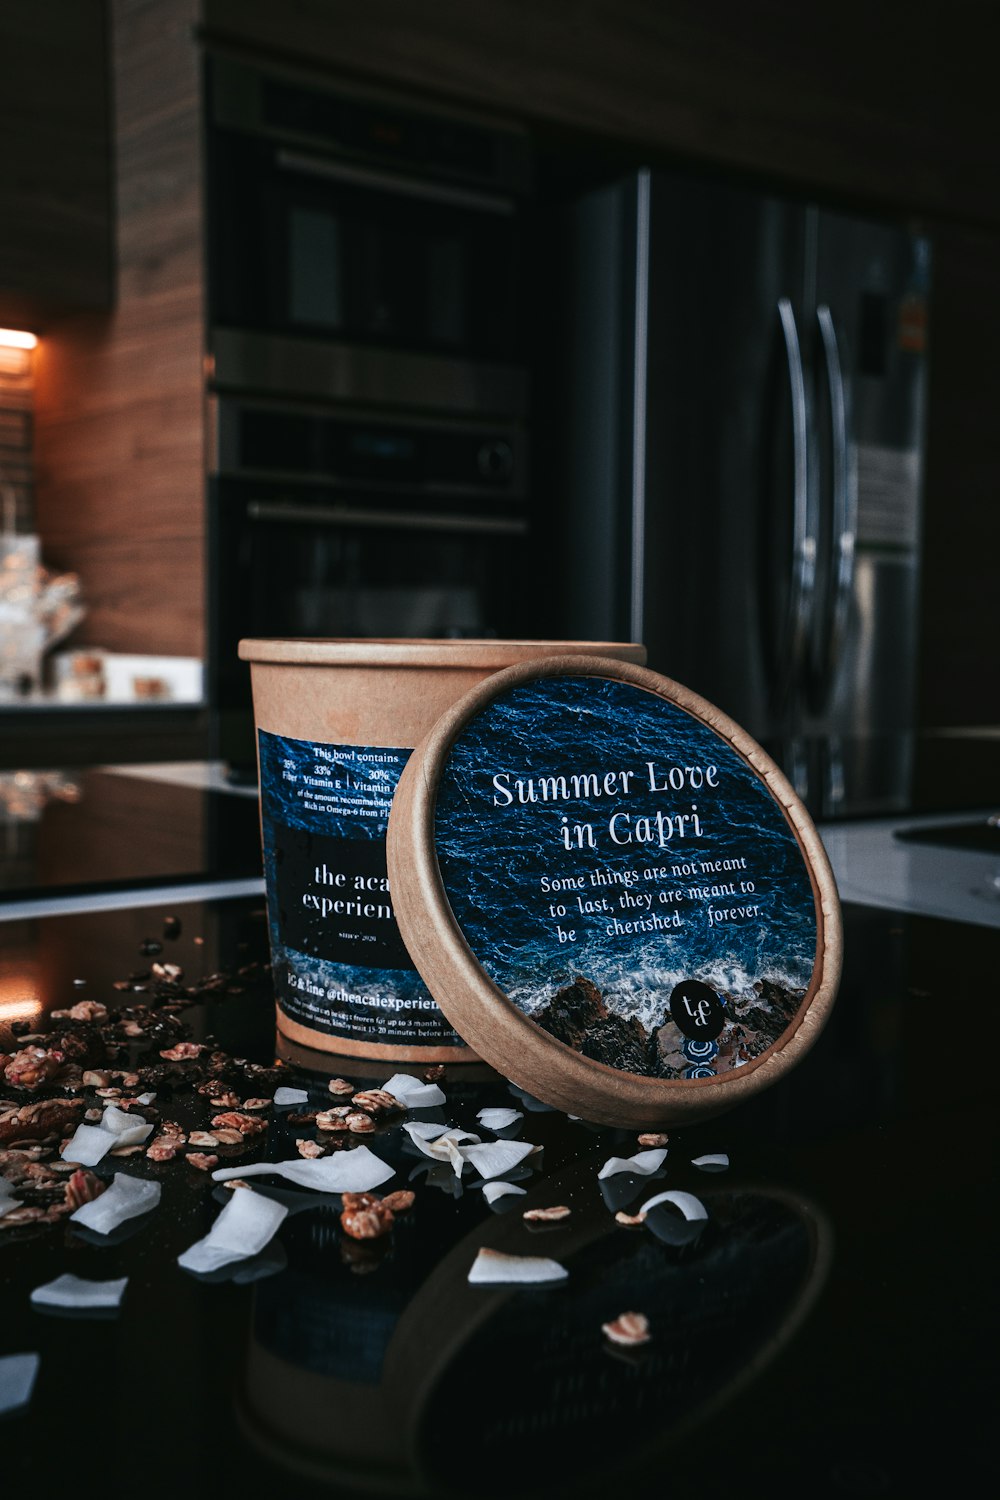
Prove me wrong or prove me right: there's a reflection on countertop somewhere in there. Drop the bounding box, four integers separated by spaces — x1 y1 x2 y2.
0 763 263 920
0 891 997 1496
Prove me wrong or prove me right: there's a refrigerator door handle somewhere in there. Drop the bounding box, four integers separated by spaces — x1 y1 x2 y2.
773 297 815 713
815 304 858 710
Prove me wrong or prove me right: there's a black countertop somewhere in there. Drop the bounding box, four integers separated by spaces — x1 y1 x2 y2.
1 888 995 1498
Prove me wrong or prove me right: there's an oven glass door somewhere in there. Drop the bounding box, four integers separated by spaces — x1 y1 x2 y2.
209 134 524 363
212 481 531 748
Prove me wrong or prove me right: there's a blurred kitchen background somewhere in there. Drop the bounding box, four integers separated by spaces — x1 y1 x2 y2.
1 0 996 822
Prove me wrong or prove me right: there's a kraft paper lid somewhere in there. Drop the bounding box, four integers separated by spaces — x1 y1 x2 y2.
386 656 841 1129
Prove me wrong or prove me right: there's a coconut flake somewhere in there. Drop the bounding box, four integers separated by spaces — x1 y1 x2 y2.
61 1105 154 1165
70 1172 161 1235
179 1187 288 1275
0 1353 39 1416
482 1181 528 1205
30 1274 128 1312
101 1105 154 1142
60 1123 119 1166
476 1108 523 1132
273 1086 309 1106
382 1072 446 1109
461 1139 536 1181
401 1120 456 1143
468 1247 568 1285
212 1144 394 1193
638 1189 709 1221
402 1123 480 1177
691 1153 729 1172
597 1148 668 1181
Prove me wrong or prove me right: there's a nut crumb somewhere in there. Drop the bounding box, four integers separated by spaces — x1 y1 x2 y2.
602 1311 650 1347
614 1211 646 1227
186 1152 218 1172
211 1111 267 1137
341 1204 394 1240
637 1132 669 1148
380 1189 415 1214
523 1205 571 1223
296 1138 324 1158
327 1078 354 1096
65 1169 106 1210
345 1111 375 1134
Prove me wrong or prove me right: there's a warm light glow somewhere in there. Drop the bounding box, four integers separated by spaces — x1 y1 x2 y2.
0 328 37 350
0 996 43 1023
0 970 43 1024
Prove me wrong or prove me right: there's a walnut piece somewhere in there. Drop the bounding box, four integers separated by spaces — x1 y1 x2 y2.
351 1089 402 1115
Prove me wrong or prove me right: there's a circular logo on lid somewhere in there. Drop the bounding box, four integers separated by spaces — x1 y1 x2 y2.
670 980 726 1041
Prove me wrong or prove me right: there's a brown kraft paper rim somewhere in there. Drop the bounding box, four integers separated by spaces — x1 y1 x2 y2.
238 637 647 669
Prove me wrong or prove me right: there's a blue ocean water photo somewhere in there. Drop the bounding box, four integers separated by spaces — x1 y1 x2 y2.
434 674 819 1078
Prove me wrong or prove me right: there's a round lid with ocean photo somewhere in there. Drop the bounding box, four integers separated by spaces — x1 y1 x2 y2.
433 673 821 1081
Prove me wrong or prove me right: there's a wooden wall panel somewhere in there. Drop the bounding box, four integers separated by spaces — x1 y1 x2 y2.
33 0 205 660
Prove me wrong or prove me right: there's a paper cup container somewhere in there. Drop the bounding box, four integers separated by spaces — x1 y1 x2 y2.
238 639 646 1063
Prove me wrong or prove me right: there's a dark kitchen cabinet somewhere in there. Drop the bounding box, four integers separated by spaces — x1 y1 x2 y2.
0 0 113 327
202 0 1000 228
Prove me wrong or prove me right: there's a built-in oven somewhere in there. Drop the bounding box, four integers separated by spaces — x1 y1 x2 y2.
205 52 533 409
203 56 543 775
209 396 535 772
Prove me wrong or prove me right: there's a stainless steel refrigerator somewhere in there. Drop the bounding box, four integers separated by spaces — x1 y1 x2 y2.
561 168 931 817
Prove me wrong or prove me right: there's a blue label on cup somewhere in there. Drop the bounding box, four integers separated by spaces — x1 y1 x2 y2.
259 729 460 1049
